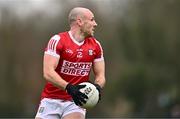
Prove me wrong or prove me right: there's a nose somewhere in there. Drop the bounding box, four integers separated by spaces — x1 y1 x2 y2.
94 21 97 27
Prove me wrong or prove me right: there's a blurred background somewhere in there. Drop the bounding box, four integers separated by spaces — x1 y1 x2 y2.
0 0 180 118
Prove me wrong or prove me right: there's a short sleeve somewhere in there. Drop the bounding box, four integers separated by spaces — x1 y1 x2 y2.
94 40 104 62
44 34 62 58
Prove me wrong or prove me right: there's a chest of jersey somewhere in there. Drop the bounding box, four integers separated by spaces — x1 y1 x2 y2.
58 39 96 77
60 41 96 62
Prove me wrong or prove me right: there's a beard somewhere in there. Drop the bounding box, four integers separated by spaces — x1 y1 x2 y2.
81 25 95 38
81 29 93 38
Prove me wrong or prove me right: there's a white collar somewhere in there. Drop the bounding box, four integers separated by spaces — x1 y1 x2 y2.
68 31 84 46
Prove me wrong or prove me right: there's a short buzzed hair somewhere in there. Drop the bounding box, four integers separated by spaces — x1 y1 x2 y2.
68 7 91 26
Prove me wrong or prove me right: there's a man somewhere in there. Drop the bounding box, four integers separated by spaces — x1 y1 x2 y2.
35 7 106 119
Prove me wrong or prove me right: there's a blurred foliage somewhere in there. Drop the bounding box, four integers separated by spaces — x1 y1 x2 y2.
0 0 180 118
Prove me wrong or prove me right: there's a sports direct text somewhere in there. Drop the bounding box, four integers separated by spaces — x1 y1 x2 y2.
61 60 92 76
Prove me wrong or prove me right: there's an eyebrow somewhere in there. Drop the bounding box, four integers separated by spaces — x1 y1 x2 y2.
91 17 95 20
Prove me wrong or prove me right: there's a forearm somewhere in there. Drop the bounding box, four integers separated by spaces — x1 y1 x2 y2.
94 75 106 88
43 69 68 90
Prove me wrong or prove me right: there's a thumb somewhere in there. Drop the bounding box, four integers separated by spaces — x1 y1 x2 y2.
77 84 86 89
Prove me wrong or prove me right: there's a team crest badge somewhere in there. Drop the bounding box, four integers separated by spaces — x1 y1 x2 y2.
88 49 93 56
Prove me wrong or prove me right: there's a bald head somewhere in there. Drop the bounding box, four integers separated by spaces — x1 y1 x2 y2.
68 7 93 26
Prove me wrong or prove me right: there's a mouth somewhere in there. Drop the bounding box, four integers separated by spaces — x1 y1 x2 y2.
92 28 95 32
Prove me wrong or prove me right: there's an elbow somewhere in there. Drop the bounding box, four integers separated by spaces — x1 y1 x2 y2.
103 77 106 85
43 70 52 81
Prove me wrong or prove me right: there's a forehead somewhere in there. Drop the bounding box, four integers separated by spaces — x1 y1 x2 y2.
83 10 94 19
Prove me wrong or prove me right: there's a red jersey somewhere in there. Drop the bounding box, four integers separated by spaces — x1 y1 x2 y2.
41 31 104 100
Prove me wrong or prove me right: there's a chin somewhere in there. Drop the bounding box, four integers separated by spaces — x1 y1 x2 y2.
90 33 94 37
85 32 93 37
90 32 94 36
85 34 93 38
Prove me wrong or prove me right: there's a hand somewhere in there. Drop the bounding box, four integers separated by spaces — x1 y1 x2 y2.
66 83 88 106
93 83 102 101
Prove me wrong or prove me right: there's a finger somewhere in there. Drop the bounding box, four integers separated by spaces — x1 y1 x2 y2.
73 98 79 105
77 84 86 89
74 98 82 106
78 92 88 99
94 84 102 92
78 94 88 104
77 95 85 105
99 96 101 100
82 93 88 99
99 94 101 100
77 100 82 106
80 98 87 104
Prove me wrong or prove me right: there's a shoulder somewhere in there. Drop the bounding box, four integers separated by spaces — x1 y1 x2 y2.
58 31 68 37
87 37 102 48
50 34 61 41
49 31 69 43
50 31 69 39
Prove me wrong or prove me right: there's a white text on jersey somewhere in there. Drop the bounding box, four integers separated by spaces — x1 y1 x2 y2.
61 60 92 76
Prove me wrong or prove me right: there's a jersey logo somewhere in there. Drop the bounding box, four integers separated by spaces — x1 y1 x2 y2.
61 60 92 76
77 49 83 58
88 49 93 56
65 49 73 54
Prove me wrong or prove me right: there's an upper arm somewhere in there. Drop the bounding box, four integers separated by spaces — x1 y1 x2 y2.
43 54 59 73
43 34 62 74
93 60 106 88
92 39 106 87
93 39 105 77
93 60 105 77
42 34 69 88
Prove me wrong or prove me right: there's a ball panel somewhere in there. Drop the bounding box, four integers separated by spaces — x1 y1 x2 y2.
79 82 99 108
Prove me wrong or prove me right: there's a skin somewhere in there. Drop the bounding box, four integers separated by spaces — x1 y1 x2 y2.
42 7 106 119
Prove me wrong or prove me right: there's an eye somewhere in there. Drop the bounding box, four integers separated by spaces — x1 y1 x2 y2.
91 17 95 21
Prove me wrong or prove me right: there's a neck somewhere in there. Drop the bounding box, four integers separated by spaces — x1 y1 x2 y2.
70 29 85 43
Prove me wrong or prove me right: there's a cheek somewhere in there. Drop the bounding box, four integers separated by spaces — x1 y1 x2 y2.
86 24 92 30
84 25 90 31
84 22 91 28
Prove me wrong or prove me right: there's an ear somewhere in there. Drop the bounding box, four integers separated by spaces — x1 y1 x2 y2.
77 16 83 26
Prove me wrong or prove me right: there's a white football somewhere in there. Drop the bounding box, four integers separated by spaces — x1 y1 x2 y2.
79 82 99 109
